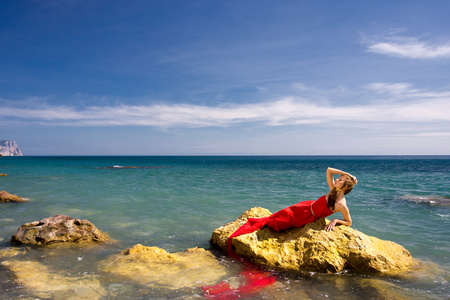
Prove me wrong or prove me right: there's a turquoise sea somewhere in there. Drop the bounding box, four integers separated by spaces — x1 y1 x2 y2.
1 156 449 299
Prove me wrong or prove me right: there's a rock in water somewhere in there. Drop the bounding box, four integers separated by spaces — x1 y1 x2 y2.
1 260 106 299
0 140 23 156
0 191 28 203
211 207 414 273
99 244 229 289
11 215 109 245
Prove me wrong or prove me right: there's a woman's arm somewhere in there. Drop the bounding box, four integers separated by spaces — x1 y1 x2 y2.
324 201 352 231
326 167 357 190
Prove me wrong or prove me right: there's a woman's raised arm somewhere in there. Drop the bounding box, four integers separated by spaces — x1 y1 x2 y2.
326 167 357 190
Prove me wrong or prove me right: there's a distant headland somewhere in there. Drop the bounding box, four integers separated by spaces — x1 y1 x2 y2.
0 140 23 156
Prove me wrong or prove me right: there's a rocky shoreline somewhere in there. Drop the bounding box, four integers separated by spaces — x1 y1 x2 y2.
0 205 423 299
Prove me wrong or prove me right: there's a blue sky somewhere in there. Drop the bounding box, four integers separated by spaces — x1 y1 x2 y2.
1 0 449 155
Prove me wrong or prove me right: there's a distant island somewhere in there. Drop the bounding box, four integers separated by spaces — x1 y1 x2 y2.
0 140 23 156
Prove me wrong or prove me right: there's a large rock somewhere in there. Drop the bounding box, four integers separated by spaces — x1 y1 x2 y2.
99 244 229 289
0 140 23 156
11 215 109 245
211 207 414 274
0 190 28 203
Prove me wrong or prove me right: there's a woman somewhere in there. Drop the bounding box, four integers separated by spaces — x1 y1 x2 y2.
228 167 357 253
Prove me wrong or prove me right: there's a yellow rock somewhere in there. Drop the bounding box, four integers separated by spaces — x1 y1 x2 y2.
0 247 26 259
211 207 414 274
0 190 28 202
99 244 228 289
358 278 424 299
1 260 106 299
0 247 25 258
121 243 181 262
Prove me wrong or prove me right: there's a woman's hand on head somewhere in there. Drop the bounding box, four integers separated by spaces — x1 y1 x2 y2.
348 174 357 185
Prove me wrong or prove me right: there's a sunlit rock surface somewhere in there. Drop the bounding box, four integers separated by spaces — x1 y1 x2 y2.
11 214 109 245
1 260 106 299
211 207 414 273
100 244 228 289
0 191 28 203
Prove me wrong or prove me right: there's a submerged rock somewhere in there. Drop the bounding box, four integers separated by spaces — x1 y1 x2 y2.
1 260 106 299
0 190 28 203
99 244 228 289
0 247 26 258
11 214 109 245
211 207 414 274
401 195 450 207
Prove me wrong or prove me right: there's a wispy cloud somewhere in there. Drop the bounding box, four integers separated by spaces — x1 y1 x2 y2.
364 33 450 59
1 83 450 128
365 82 450 99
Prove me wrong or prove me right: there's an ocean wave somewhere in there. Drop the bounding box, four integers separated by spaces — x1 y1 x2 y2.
401 195 450 207
437 213 450 219
96 165 166 169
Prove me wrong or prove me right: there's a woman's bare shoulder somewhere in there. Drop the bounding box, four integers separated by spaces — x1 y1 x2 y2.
334 198 348 211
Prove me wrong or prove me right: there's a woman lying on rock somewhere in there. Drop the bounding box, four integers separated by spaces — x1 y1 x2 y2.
228 167 357 254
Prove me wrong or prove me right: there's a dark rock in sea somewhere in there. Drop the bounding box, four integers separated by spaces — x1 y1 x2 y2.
11 215 109 245
0 191 28 203
211 207 415 274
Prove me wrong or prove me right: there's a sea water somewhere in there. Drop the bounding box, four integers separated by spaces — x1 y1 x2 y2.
0 156 449 299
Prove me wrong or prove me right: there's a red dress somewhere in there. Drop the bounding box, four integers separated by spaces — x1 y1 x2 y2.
228 195 333 253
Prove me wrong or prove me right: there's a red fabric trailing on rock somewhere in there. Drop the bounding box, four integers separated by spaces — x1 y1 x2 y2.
227 195 333 254
202 265 276 299
201 281 231 297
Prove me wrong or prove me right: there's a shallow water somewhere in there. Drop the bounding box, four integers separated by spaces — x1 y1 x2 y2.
1 156 449 299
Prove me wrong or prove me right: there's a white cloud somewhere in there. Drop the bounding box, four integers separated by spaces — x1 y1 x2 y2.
365 34 450 59
416 132 450 137
1 83 450 128
365 83 415 95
